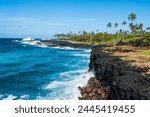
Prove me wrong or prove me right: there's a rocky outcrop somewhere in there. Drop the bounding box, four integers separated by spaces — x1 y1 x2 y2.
88 45 150 100
79 77 109 100
117 38 150 47
41 40 92 48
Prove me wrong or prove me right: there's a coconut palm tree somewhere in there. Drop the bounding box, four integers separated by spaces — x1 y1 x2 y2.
122 21 127 26
129 23 135 34
138 23 144 36
107 22 112 36
114 23 120 43
146 27 150 32
114 23 118 28
128 12 136 21
121 21 127 40
139 23 143 31
107 22 112 28
128 12 138 34
114 23 118 35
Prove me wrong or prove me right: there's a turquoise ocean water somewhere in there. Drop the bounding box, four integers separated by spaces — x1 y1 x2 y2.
0 38 93 100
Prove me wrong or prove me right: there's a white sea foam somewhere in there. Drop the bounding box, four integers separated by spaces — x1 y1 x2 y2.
22 45 27 47
19 95 29 99
42 70 94 100
21 37 41 45
22 37 34 41
50 46 90 51
84 49 91 53
38 44 49 48
0 94 3 98
15 38 91 52
15 37 51 48
45 81 65 89
1 94 29 100
73 53 90 57
12 40 20 42
51 46 76 50
69 71 94 100
3 95 17 100
81 60 90 63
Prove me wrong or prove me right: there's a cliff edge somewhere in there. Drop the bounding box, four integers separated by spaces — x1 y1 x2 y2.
80 45 150 100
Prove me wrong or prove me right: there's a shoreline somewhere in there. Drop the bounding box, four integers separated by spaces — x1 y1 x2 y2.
41 40 92 49
41 39 150 100
79 45 150 100
20 38 150 100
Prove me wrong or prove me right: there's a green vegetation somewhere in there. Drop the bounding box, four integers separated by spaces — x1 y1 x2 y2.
136 50 150 55
54 13 150 45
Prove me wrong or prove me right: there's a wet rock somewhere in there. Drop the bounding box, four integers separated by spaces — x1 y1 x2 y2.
79 77 109 100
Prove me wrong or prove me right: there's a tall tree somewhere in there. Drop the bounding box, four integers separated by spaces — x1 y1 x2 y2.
122 21 127 40
114 23 118 28
114 23 118 35
129 23 136 34
107 22 112 28
128 12 137 34
122 21 127 26
114 23 120 43
139 23 144 36
139 23 143 31
146 27 150 32
128 12 136 21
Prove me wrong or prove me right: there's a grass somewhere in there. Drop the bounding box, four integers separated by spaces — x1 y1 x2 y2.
136 50 150 55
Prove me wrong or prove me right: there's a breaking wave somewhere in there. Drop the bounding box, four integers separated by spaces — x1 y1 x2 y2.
40 71 94 100
0 38 92 100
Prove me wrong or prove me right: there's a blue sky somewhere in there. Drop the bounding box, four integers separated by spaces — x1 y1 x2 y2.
0 0 150 38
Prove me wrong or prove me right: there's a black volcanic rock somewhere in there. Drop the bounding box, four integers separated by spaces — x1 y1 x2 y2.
89 45 150 100
41 40 92 48
79 77 109 100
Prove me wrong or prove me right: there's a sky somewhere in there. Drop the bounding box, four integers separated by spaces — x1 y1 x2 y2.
0 0 150 38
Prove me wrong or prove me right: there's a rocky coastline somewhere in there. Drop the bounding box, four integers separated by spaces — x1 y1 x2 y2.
41 40 150 100
79 45 150 100
41 40 92 48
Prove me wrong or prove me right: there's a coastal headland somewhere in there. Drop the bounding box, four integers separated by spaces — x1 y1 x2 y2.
80 44 150 100
46 40 150 100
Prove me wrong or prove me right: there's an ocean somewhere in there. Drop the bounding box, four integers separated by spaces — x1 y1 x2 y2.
0 38 93 100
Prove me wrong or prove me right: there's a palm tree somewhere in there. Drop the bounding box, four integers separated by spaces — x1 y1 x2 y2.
122 21 127 26
122 21 127 40
129 23 135 34
114 23 120 43
139 23 143 30
139 23 144 36
128 12 136 21
107 22 112 35
90 31 95 43
128 12 138 34
107 22 112 28
114 23 118 35
146 27 150 32
114 23 118 28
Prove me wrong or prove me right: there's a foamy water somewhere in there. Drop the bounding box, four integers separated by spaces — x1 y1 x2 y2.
0 38 92 100
42 71 94 100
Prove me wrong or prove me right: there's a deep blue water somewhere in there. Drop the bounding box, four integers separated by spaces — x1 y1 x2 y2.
0 38 93 100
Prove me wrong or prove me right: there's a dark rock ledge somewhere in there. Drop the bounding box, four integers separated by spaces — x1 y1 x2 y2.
41 40 92 48
79 45 150 100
